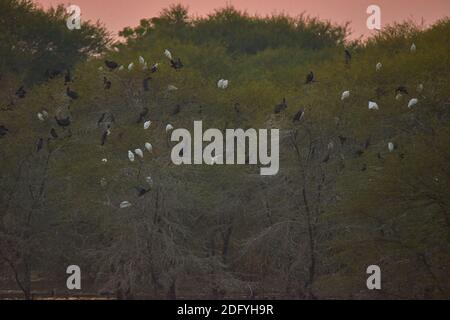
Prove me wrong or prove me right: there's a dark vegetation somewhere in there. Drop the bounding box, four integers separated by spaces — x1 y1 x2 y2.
0 1 449 299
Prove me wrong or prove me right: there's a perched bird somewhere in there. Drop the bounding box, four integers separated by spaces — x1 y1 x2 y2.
388 142 395 152
103 77 112 90
37 138 44 152
15 86 26 98
395 86 408 95
408 98 418 108
137 107 149 123
118 65 125 71
0 125 9 138
105 60 119 70
410 43 416 52
144 120 152 130
37 112 46 121
102 158 108 163
54 116 71 127
217 79 229 89
395 93 403 101
143 77 151 91
66 87 79 100
135 186 150 197
142 62 148 71
164 49 173 60
139 56 145 65
128 62 134 71
64 69 72 85
341 91 350 101
274 98 287 114
166 124 174 133
167 85 178 91
150 63 159 73
292 109 305 122
172 104 181 116
305 71 314 84
120 201 132 209
344 49 352 64
376 62 382 71
170 58 183 70
134 148 144 159
145 142 153 153
128 150 135 162
368 101 379 110
50 128 58 139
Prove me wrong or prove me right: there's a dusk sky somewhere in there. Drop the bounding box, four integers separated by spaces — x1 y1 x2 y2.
36 0 450 39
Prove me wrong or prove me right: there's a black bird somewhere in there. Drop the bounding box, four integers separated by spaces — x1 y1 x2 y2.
305 71 314 84
54 116 71 127
66 87 79 100
50 128 58 139
135 186 151 197
37 138 44 152
137 107 149 123
101 129 110 146
103 77 112 90
105 60 119 70
345 49 352 64
15 86 26 98
172 104 181 116
150 63 158 73
64 69 72 85
170 58 183 70
293 109 304 122
274 98 287 114
338 135 347 146
0 125 9 138
143 77 151 91
395 86 408 95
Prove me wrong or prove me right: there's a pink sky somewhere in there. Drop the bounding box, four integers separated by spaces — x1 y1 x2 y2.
36 0 450 39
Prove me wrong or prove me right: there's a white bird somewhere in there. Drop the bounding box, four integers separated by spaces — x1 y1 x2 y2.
144 120 152 130
128 62 134 71
410 43 416 52
145 176 153 186
37 112 45 121
408 98 418 108
139 56 145 65
166 124 174 133
42 110 49 118
164 49 173 60
128 150 135 162
417 84 424 93
102 158 108 163
118 65 125 71
327 141 334 150
395 93 403 101
217 79 224 88
217 79 229 89
113 47 120 52
341 91 350 100
142 62 148 71
376 62 382 71
388 142 395 152
145 142 153 152
98 66 104 71
167 85 178 91
134 148 144 159
368 101 379 110
120 201 132 209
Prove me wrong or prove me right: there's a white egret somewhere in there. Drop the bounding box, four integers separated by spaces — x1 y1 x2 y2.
368 101 379 110
142 62 148 71
145 176 153 186
167 85 178 91
128 62 134 71
410 43 416 52
118 65 124 71
120 201 132 209
408 98 418 108
376 62 382 71
395 93 403 100
144 120 152 130
102 158 108 163
128 150 135 162
388 142 395 152
139 56 145 65
341 91 350 100
145 142 153 152
37 112 45 121
164 49 173 60
42 110 49 118
166 124 174 133
135 148 144 159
